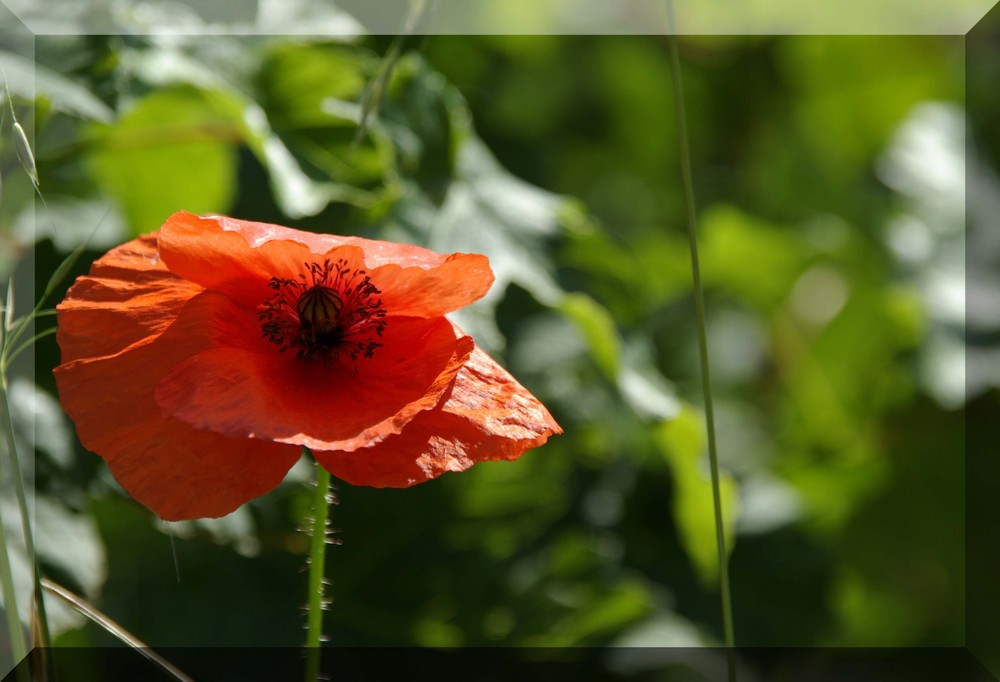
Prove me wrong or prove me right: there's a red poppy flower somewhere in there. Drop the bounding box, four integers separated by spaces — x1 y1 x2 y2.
54 212 561 521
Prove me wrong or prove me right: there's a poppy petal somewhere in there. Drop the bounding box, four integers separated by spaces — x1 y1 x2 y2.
155 296 475 452
157 211 333 307
55 240 301 520
56 350 301 520
313 345 561 487
202 211 477 269
371 256 493 318
159 212 493 317
55 234 203 363
56 214 556 520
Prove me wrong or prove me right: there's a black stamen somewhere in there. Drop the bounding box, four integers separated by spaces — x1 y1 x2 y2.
257 259 387 367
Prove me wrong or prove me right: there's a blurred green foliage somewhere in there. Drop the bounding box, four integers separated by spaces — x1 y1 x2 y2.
0 11 976 671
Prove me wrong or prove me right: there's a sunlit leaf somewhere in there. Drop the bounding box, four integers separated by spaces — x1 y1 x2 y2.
779 37 960 182
541 579 650 644
559 293 621 380
699 204 809 310
655 404 739 588
91 86 238 234
617 348 681 421
251 44 389 212
260 44 368 124
428 137 566 350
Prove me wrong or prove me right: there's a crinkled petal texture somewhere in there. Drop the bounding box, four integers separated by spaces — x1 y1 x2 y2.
154 298 475 452
158 212 495 317
313 346 562 487
54 235 301 520
55 211 559 520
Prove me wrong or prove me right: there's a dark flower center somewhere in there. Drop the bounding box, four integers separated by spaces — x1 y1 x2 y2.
297 285 343 339
258 259 387 366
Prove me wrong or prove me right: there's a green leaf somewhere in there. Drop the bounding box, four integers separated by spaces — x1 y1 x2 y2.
424 137 566 350
544 579 651 644
1 491 106 635
559 293 621 380
6 379 74 470
0 50 114 123
617 340 681 421
655 404 739 588
560 225 691 323
369 55 576 351
260 44 368 129
14 197 127 252
162 507 261 558
90 86 239 235
779 37 960 182
699 203 809 310
126 41 379 218
249 44 387 215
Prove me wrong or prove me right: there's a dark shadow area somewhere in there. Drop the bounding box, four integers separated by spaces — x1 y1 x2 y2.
3 646 998 682
967 3 1000 680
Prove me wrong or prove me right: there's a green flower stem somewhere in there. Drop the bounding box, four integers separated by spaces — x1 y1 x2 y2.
304 459 332 682
666 10 736 682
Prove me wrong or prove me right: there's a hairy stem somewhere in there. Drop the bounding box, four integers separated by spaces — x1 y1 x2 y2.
304 460 332 682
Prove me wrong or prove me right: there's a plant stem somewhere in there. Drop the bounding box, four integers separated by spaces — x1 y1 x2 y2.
0 472 27 664
4 327 57 368
352 0 430 147
42 578 194 682
0 378 52 653
304 460 332 682
665 10 736 682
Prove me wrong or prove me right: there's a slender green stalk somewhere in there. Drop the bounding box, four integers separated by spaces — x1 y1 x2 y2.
665 8 736 681
352 0 429 147
0 378 51 653
4 327 57 368
304 460 332 682
0 475 27 664
41 578 194 682
0 82 36 681
0 313 23 664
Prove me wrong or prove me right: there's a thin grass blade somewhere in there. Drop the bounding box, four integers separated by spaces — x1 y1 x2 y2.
43 238 86 302
352 0 430 146
41 579 196 682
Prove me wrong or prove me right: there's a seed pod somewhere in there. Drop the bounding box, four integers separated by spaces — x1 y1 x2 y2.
13 121 38 188
5 277 14 331
297 285 343 337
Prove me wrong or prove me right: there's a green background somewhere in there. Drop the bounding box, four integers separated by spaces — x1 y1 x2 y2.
0 8 991 678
